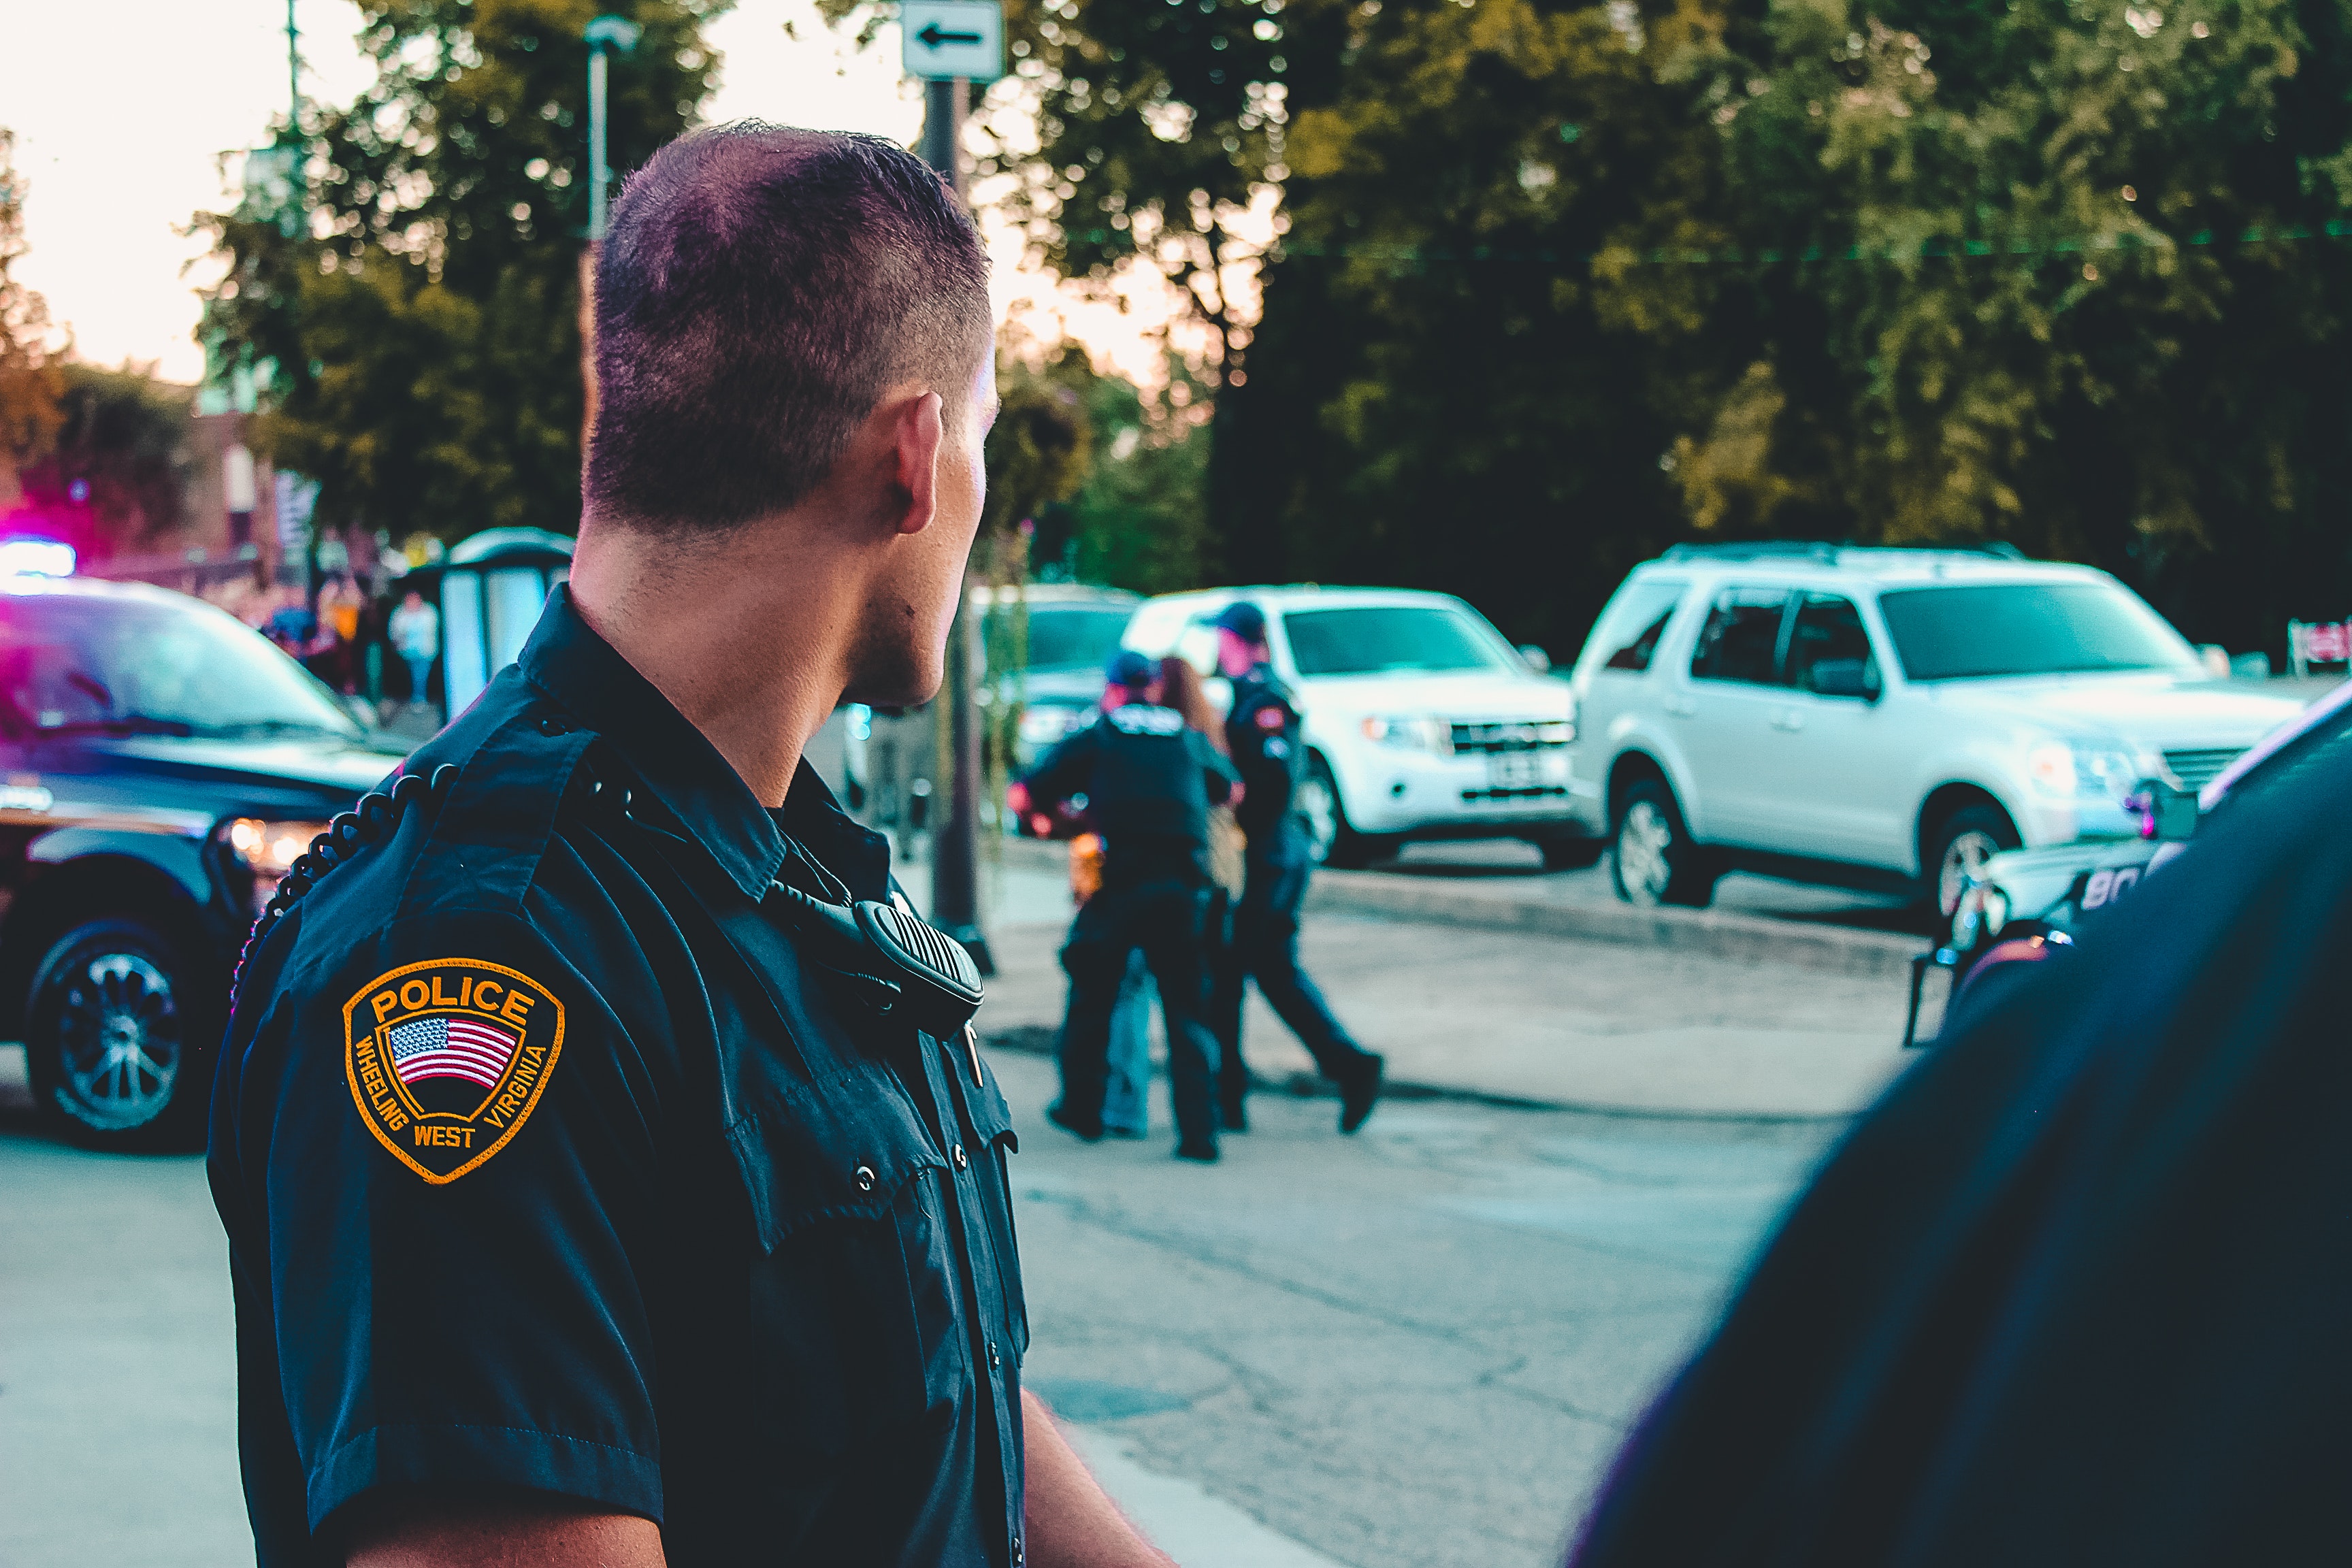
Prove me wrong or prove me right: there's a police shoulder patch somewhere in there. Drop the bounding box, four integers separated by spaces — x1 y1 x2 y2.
343 958 566 1183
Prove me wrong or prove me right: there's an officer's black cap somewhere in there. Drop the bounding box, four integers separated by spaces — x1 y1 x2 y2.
1212 601 1267 642
1105 649 1157 689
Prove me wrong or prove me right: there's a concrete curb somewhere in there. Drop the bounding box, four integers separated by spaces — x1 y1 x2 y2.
1303 871 1927 983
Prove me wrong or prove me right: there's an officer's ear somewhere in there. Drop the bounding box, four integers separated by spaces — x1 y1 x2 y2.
876 389 945 538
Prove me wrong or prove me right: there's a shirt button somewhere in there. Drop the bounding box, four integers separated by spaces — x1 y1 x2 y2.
853 1164 877 1193
952 1143 969 1171
1012 1536 1024 1567
536 715 572 736
988 1339 1001 1370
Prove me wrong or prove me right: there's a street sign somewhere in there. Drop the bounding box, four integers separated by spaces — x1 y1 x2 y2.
901 1 1004 83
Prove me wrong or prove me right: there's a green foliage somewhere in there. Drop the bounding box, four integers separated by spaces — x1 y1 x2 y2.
1216 0 1744 651
1056 361 1214 593
981 0 1293 384
1218 0 2352 656
15 364 196 546
196 0 729 540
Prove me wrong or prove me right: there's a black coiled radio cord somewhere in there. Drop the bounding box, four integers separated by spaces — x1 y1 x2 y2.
230 764 459 1003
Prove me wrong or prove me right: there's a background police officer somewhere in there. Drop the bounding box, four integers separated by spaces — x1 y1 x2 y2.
1209 601 1384 1134
1013 650 1241 1162
209 127 1171 1568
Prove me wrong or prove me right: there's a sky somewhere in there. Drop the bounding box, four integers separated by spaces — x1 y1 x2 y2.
1 0 1183 386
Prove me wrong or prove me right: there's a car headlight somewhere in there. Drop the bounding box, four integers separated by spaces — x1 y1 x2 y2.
1018 705 1085 747
222 817 332 916
1360 716 1452 753
2027 740 2143 803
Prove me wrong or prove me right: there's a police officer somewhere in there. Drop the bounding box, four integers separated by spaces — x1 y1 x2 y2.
1209 602 1384 1134
208 127 1167 1568
1013 650 1241 1162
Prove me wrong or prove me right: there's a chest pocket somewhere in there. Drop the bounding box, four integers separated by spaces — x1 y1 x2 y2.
728 1062 964 1463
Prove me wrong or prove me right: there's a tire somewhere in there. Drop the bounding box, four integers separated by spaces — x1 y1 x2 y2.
1297 755 1398 870
1609 777 1718 907
24 918 212 1151
1537 836 1607 871
1925 802 2021 918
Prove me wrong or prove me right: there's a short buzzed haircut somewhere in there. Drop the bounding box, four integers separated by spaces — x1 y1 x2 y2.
584 122 992 533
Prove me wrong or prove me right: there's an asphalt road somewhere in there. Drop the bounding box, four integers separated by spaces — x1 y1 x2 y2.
0 1046 1839 1568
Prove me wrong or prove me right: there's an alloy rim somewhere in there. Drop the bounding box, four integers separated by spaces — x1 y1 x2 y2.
55 951 180 1131
1938 830 2004 917
1618 800 1676 902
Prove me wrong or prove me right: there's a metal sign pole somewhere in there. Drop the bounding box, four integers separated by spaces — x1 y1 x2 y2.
921 75 992 974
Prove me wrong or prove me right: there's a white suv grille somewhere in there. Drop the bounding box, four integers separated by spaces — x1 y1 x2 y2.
1452 719 1572 804
2163 747 2244 790
1450 720 1572 754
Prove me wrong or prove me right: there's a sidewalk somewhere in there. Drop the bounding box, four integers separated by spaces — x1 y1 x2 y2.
920 840 1925 1121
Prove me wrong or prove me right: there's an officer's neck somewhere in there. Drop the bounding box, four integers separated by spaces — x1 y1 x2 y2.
570 521 855 808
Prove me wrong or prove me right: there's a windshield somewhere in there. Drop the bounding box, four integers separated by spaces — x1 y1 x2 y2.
986 604 1135 674
1876 581 2197 683
0 591 363 740
1284 605 1516 677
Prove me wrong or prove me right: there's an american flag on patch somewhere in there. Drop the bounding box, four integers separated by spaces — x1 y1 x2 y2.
387 1015 519 1090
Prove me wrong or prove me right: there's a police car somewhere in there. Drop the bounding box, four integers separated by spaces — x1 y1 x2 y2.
0 572 409 1146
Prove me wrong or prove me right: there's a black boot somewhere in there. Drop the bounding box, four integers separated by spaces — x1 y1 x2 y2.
1337 1054 1383 1134
1047 1102 1104 1142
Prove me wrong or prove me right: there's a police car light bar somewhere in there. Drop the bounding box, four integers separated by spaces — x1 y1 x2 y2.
0 539 76 576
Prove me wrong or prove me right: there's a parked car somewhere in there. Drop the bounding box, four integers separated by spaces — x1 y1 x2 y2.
1122 585 1579 867
0 575 410 1147
983 583 1143 769
1910 672 2352 1043
1561 542 2304 909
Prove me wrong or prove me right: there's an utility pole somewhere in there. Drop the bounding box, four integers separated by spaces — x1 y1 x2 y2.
918 75 992 975
285 0 301 135
581 15 640 445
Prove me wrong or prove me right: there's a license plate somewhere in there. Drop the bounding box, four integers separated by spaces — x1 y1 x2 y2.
1487 752 1541 790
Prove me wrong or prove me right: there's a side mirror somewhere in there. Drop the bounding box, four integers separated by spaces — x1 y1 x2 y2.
1518 644 1553 674
1809 658 1880 702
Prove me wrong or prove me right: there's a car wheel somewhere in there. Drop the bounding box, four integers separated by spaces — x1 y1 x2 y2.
1297 755 1396 870
1537 836 1606 871
1927 804 2021 918
24 919 210 1150
1610 779 1718 907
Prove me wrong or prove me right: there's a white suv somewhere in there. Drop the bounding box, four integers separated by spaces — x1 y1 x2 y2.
1123 586 1582 866
1562 544 2306 909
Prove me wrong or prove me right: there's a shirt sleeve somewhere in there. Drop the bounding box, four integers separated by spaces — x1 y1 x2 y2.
1192 730 1242 804
231 907 668 1534
1020 725 1096 811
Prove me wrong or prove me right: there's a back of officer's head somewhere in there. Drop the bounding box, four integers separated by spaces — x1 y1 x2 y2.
584 122 990 534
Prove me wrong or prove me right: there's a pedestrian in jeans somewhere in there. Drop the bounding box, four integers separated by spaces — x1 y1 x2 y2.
388 587 440 710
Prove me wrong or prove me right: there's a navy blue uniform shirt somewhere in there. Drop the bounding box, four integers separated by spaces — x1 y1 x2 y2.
1223 664 1307 862
1020 701 1238 879
209 588 1029 1567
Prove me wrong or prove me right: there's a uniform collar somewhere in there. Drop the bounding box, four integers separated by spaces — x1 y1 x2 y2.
518 586 887 902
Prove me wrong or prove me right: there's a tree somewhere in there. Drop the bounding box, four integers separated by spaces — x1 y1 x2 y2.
1706 0 2352 650
196 0 728 542
0 127 65 511
14 364 195 553
1213 0 1756 653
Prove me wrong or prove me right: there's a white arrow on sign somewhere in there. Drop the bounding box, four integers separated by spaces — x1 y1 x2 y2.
901 1 1005 83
